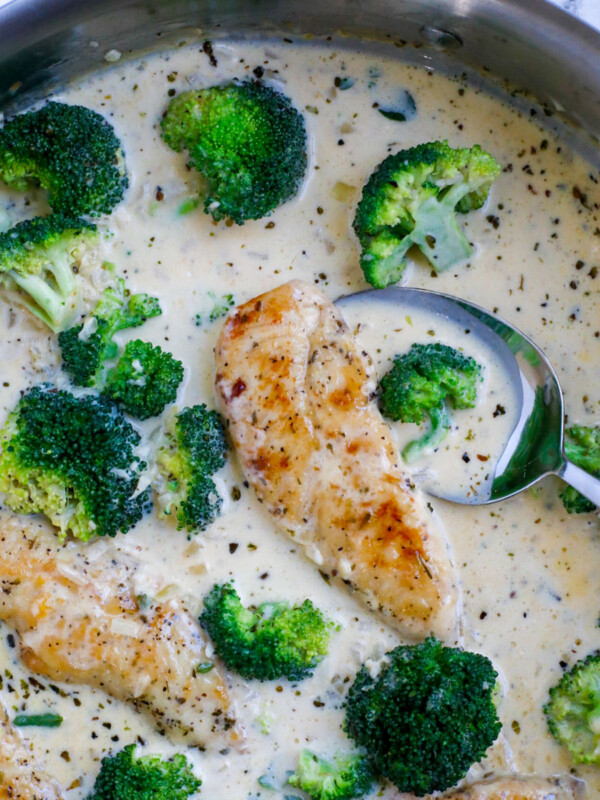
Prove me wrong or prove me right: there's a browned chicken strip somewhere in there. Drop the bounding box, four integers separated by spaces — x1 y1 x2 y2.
0 519 236 749
215 280 458 638
0 703 64 800
441 775 585 799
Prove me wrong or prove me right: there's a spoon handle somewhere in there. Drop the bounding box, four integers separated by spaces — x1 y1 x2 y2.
559 459 600 508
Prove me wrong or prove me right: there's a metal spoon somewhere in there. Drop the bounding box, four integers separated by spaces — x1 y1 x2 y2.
337 286 600 507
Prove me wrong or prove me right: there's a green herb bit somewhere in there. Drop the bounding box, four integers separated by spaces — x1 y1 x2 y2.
367 66 381 88
209 292 235 322
334 76 355 90
178 197 201 215
258 773 277 789
378 90 417 122
137 593 152 610
195 292 235 326
14 712 63 728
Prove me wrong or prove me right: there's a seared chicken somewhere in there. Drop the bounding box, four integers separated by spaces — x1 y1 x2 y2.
0 519 235 748
0 704 64 800
215 280 458 638
442 775 585 799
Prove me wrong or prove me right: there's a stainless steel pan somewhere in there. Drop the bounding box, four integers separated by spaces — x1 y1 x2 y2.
0 0 599 158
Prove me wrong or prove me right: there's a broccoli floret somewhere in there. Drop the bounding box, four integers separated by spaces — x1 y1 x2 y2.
544 653 600 764
102 340 183 420
0 385 151 542
344 637 501 797
0 215 97 331
561 487 597 514
353 140 501 287
379 342 482 463
155 404 227 532
559 425 599 513
59 278 162 387
59 318 111 387
161 80 307 224
0 101 128 217
88 743 200 800
194 291 235 326
200 583 333 681
288 750 374 800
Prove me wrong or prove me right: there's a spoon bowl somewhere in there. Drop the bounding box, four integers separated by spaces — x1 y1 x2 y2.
338 287 600 507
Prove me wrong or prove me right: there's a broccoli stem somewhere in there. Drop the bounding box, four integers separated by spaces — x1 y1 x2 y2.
402 402 452 463
368 183 475 281
589 706 600 735
7 244 77 331
44 244 77 296
9 271 74 331
409 193 473 272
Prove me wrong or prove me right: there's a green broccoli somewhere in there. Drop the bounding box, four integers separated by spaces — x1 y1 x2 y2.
200 583 333 681
58 277 162 387
194 291 235 326
544 653 600 764
155 404 227 532
379 342 482 463
0 101 128 217
344 637 501 797
0 215 97 331
88 743 200 800
353 140 501 287
102 339 183 420
0 385 151 542
559 425 599 513
288 750 374 800
161 80 307 224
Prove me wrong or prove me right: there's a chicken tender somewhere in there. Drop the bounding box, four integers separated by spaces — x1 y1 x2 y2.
442 775 585 799
0 519 235 748
215 280 458 638
0 703 64 800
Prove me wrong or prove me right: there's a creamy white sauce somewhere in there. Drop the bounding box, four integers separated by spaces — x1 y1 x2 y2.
0 35 599 799
338 296 521 501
